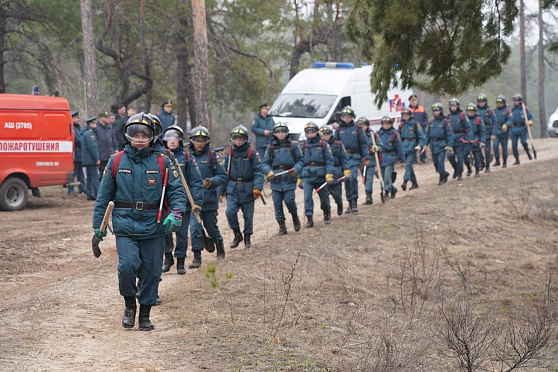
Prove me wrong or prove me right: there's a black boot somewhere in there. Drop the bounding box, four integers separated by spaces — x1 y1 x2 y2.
216 241 226 259
438 174 444 185
176 258 186 275
466 166 472 177
345 202 352 214
442 172 449 185
474 169 480 178
292 213 301 232
485 165 491 173
351 199 358 213
401 180 408 191
306 216 314 228
324 210 331 225
409 182 419 190
189 250 202 269
230 228 243 248
513 158 520 165
278 220 287 235
390 187 397 199
337 202 343 216
493 157 501 166
138 305 154 331
365 192 373 205
162 252 174 273
244 234 252 248
502 158 507 168
457 174 463 181
122 296 136 329
452 171 458 179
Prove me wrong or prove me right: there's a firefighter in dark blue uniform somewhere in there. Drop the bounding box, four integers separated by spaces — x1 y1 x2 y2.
262 122 304 235
68 111 85 195
92 113 186 331
158 100 176 133
398 108 426 190
320 125 351 213
219 125 265 249
424 103 454 185
188 126 228 263
378 116 405 199
476 94 494 173
356 118 381 205
82 117 100 200
160 126 203 275
251 102 275 159
465 104 487 177
298 122 334 227
492 95 511 168
446 98 473 181
333 106 369 213
507 93 534 165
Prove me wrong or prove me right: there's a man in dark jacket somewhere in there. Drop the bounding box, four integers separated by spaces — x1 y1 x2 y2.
251 102 275 159
94 111 118 179
68 111 85 195
409 94 429 163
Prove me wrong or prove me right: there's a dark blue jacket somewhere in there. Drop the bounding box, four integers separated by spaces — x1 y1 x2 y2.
467 114 487 147
219 142 265 203
493 106 511 136
425 114 454 153
188 145 228 211
299 136 334 184
334 121 370 161
507 105 533 127
92 146 186 239
327 138 351 179
81 127 99 166
378 127 404 166
447 110 473 146
398 118 426 154
158 111 176 133
170 145 204 211
94 123 117 161
363 130 383 167
262 138 304 191
73 122 83 162
410 105 429 130
478 106 493 138
251 114 275 148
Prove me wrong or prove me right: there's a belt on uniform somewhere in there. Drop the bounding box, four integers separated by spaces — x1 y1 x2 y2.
430 138 442 142
305 162 325 167
345 149 353 154
232 177 253 183
403 139 415 142
513 124 525 127
275 165 292 170
115 201 159 210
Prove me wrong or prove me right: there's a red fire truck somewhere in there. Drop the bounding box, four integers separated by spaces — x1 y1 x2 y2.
0 94 77 211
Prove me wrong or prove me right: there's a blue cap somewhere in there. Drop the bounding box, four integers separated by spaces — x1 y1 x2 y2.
71 111 79 117
86 117 97 124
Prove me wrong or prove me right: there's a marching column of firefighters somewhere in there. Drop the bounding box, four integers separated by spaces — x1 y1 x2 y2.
90 93 537 330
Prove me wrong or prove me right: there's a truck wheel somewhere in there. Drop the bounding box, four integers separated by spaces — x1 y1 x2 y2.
0 177 29 211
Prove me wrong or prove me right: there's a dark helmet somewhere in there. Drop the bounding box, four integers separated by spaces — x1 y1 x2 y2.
273 122 289 134
340 106 355 118
161 100 173 109
356 117 369 126
319 125 333 136
477 94 488 103
449 98 460 108
230 125 249 140
304 121 320 133
431 102 444 113
125 112 155 145
146 113 162 140
163 125 184 146
466 103 477 112
381 116 393 125
400 108 412 116
190 126 210 146
512 93 523 102
496 95 506 104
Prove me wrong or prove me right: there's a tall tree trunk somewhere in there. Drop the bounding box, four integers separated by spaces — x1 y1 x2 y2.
0 6 6 93
192 0 211 130
538 0 547 138
80 0 99 117
175 9 193 131
520 0 527 102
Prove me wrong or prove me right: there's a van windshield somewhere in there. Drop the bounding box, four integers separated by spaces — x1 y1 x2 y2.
271 94 336 119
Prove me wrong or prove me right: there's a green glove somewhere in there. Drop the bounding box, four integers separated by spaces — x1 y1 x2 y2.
94 228 107 241
163 212 182 233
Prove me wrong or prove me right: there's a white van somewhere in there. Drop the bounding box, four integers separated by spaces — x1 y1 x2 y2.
270 62 414 140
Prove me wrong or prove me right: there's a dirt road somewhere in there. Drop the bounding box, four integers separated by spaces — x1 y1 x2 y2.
1 139 557 371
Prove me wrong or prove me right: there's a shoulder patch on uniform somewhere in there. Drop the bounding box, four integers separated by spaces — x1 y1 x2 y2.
252 120 255 125
147 176 156 186
90 135 96 141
